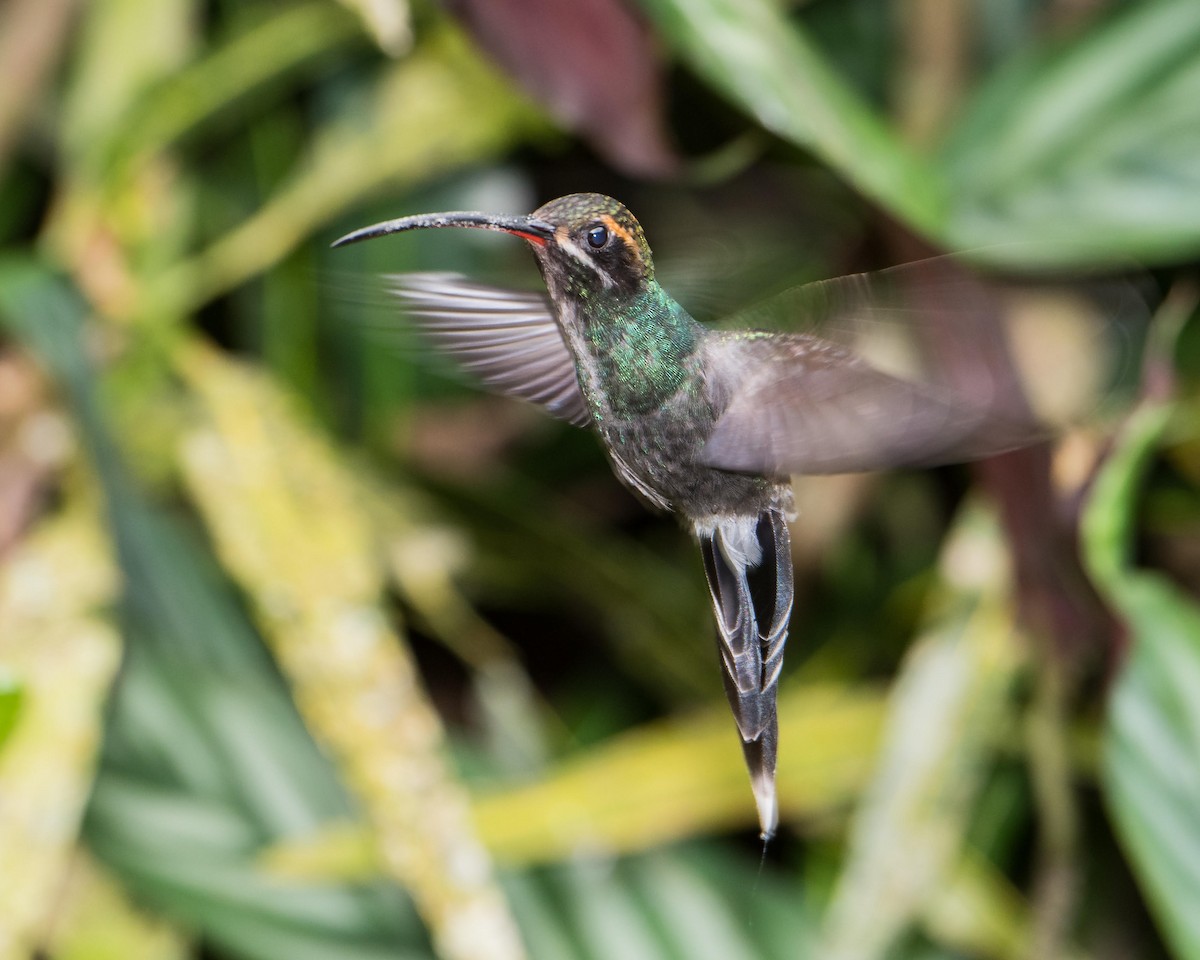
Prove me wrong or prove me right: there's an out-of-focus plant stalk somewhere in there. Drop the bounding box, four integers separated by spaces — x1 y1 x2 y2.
174 342 526 960
145 27 546 319
338 0 412 55
1026 661 1079 960
894 0 969 147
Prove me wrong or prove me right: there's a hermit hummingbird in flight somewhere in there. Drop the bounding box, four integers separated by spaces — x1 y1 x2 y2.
333 192 1100 840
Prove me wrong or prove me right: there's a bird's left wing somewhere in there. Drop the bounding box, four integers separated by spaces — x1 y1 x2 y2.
697 259 1145 477
386 273 590 427
699 332 1040 476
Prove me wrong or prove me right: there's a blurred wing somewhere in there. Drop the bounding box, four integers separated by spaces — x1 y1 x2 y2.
698 256 1147 476
386 273 590 427
711 258 1146 425
700 333 1043 476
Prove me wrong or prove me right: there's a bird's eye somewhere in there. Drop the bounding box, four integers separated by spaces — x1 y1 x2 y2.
586 224 609 249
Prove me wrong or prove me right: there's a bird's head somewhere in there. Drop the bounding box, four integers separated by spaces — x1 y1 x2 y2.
332 192 655 299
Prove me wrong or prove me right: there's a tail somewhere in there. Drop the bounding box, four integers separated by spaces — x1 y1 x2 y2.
698 508 794 840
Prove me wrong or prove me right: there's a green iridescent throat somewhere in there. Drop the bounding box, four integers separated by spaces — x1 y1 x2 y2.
586 281 702 418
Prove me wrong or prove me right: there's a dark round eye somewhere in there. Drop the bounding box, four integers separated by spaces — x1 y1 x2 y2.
586 224 609 249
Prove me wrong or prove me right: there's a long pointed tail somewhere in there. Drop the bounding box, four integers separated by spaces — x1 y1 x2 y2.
699 508 794 840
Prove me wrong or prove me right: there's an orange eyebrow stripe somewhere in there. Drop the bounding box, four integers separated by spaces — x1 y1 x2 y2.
601 214 636 253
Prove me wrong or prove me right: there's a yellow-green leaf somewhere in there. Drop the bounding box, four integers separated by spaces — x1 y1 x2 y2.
174 341 526 960
0 494 122 958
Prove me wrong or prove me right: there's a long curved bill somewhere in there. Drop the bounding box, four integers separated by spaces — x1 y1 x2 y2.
332 211 556 248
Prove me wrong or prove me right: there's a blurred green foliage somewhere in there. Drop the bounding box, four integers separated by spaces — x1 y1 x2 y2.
1 1 1199 959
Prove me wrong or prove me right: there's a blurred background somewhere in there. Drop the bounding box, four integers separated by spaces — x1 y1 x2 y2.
2 0 1200 958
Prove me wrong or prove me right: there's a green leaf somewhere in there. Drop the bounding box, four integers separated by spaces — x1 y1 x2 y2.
1085 404 1200 959
942 0 1200 266
503 847 814 960
635 0 945 237
88 648 426 960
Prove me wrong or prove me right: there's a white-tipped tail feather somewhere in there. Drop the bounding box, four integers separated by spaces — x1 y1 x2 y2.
696 508 793 840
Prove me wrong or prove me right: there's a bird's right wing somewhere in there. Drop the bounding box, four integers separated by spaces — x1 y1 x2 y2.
384 273 591 427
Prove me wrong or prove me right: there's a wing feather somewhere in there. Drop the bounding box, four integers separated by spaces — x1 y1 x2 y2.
385 273 590 427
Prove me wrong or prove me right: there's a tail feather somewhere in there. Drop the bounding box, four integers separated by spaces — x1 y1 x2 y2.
699 508 794 840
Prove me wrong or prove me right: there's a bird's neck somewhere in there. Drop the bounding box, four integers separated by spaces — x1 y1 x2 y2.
579 282 704 418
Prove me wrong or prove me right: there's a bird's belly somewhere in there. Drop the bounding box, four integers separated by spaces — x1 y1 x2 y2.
598 412 784 518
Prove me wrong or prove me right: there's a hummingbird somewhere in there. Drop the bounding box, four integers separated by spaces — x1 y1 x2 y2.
333 193 1073 839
